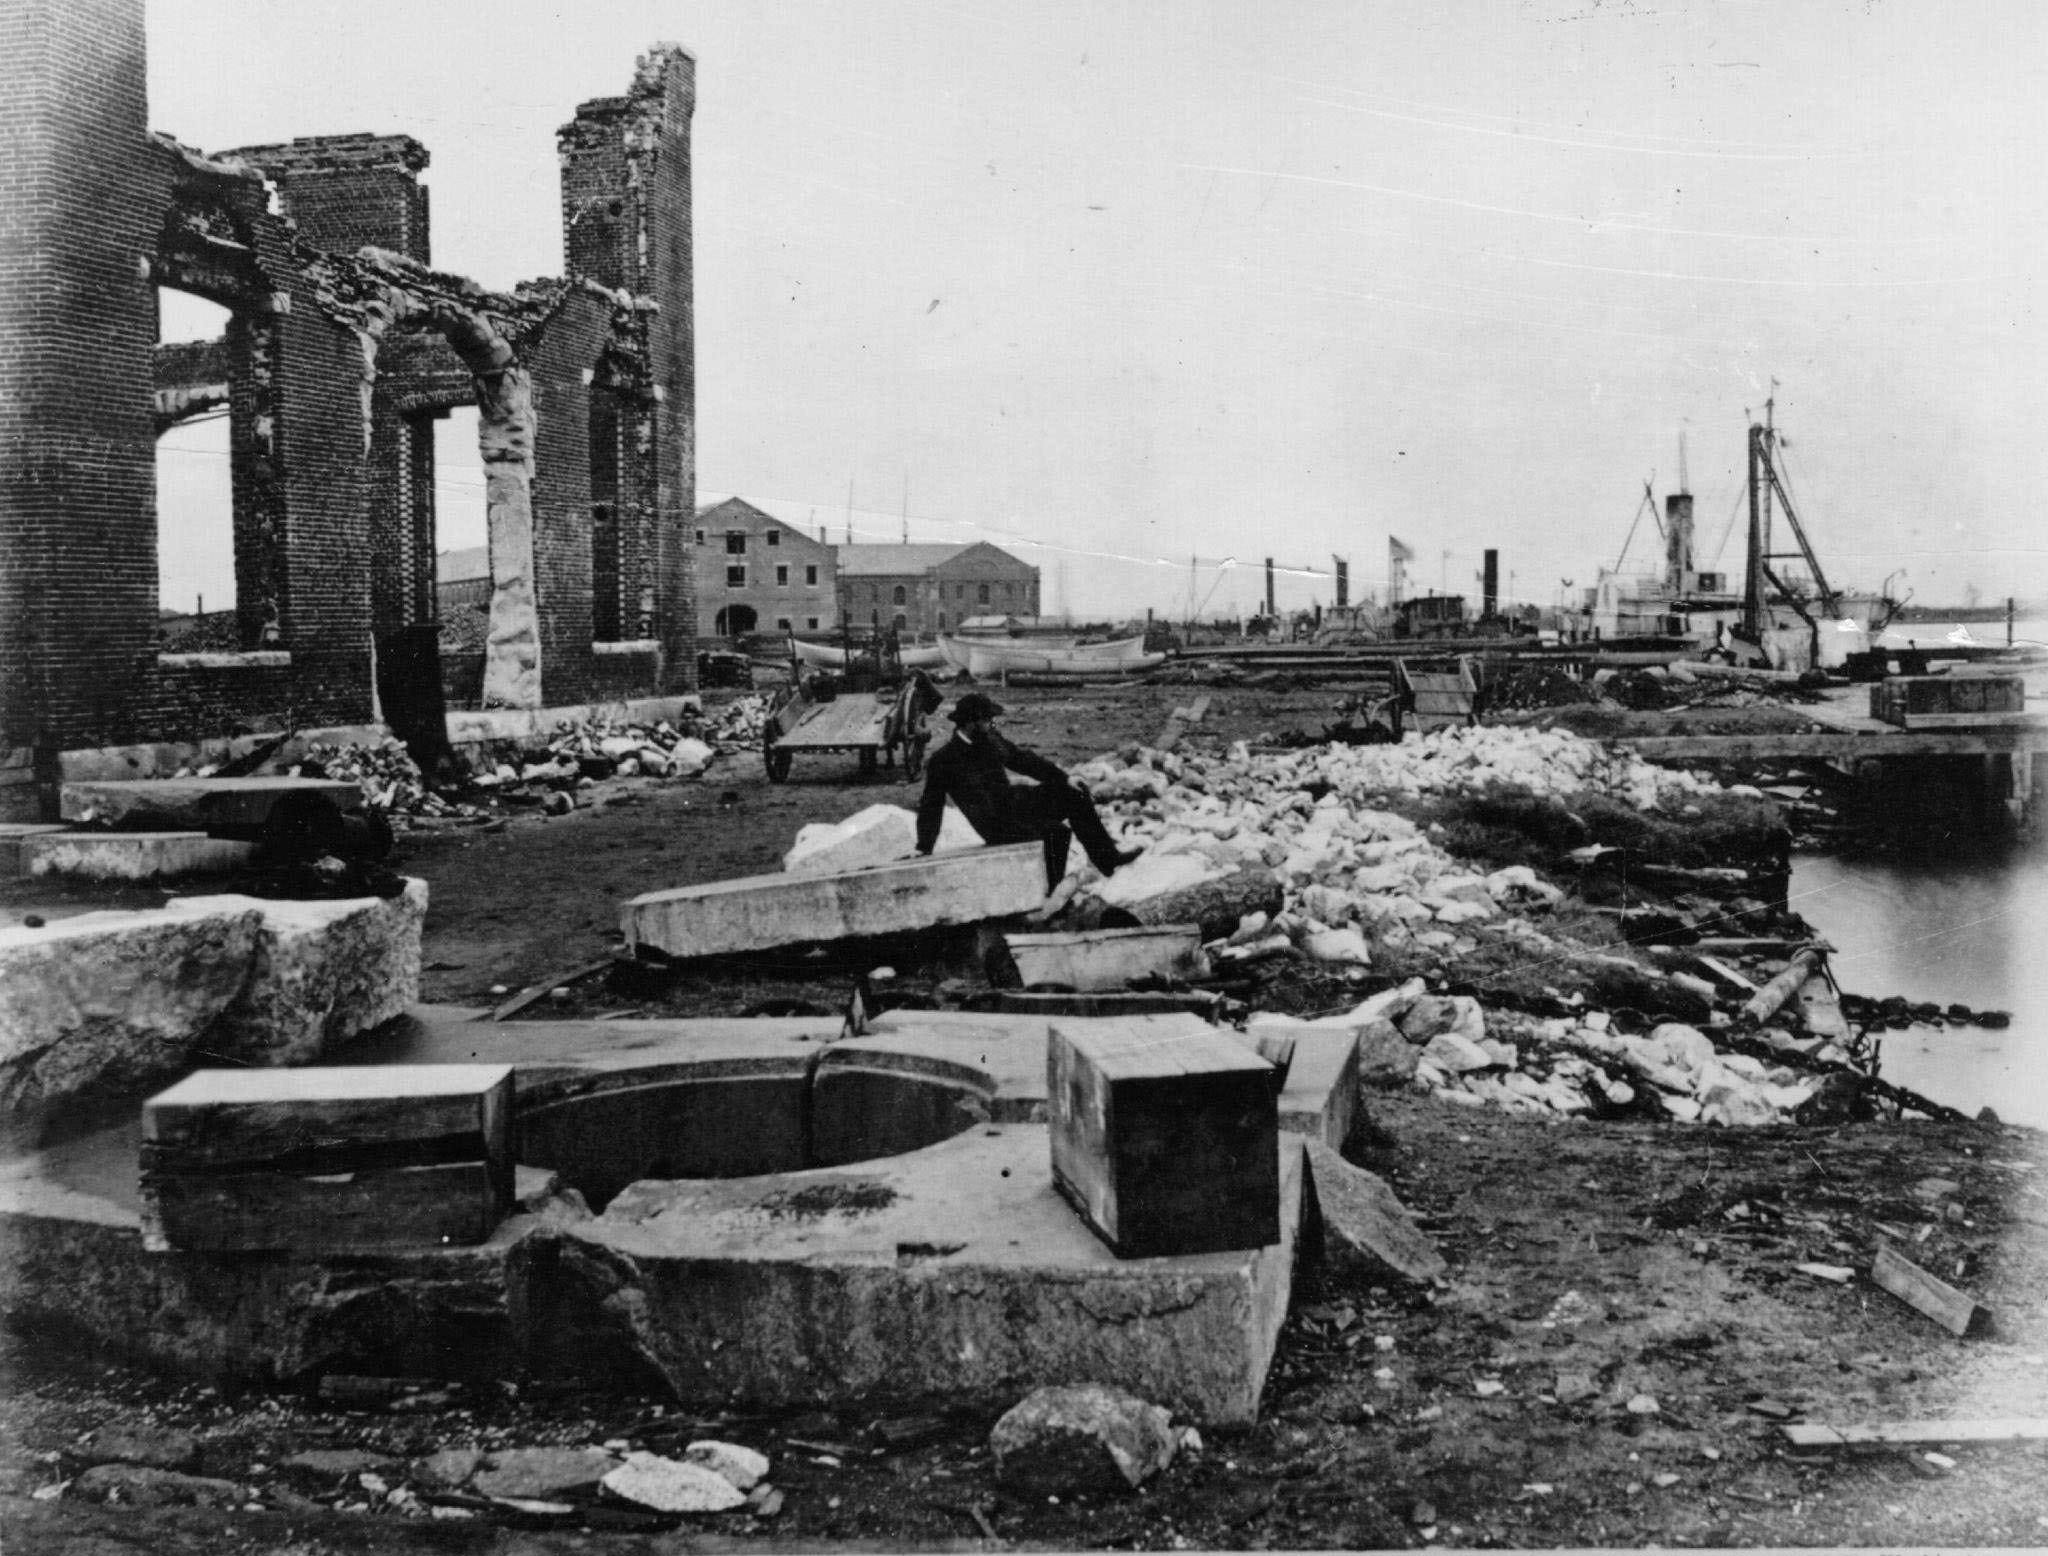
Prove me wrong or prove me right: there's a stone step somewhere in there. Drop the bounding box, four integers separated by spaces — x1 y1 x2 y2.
622 843 1048 960
22 831 256 881
60 776 360 831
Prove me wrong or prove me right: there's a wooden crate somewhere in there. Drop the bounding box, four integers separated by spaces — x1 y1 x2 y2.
140 1065 514 1253
1048 1018 1279 1258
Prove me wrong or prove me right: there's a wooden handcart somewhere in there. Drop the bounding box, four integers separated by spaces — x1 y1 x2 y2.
762 671 940 783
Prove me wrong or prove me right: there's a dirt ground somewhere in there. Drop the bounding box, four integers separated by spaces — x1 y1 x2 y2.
6 679 2048 1551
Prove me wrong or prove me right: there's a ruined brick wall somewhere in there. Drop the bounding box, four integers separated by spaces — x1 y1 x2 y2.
229 135 431 264
523 289 612 708
558 47 698 693
0 0 170 760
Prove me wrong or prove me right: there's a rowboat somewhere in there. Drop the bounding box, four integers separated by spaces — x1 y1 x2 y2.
790 637 949 671
941 633 1162 677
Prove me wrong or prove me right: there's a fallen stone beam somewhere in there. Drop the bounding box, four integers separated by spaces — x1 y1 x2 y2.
999 925 1206 992
0 823 68 876
621 843 1047 960
61 777 361 831
141 1064 514 1253
1049 1015 1279 1258
24 831 257 881
1784 1419 2048 1449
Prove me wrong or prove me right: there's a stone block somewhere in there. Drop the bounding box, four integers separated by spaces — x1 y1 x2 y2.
140 1063 513 1253
23 831 257 881
1301 1139 1445 1285
0 823 68 877
166 881 427 1066
622 844 1046 959
60 776 361 831
0 905 264 1115
1000 924 1207 992
1049 1016 1279 1258
990 1383 1178 1493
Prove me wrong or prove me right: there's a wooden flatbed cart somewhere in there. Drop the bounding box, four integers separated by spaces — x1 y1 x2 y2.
762 672 940 783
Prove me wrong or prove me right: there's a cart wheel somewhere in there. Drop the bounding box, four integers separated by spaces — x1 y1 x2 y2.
903 734 927 781
763 728 791 783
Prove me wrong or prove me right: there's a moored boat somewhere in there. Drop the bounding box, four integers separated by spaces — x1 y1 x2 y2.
942 632 1161 677
791 637 948 671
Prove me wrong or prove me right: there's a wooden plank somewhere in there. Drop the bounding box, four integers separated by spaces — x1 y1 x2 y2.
1871 1244 1989 1337
142 1161 504 1253
1001 924 1206 992
1625 729 2048 760
489 958 616 1021
1785 1419 2048 1449
1048 1017 1279 1258
988 990 1223 1020
1693 954 1760 995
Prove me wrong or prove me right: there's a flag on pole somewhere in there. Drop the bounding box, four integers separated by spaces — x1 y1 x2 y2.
1388 536 1415 564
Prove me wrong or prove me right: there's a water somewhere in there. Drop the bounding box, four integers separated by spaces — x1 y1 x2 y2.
1792 850 2048 1127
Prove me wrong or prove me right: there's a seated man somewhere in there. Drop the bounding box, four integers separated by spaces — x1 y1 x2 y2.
914 692 1139 883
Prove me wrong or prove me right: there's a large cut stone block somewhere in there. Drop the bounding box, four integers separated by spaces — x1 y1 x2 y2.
24 831 257 881
141 1064 514 1253
166 881 428 1066
0 824 69 877
552 1126 1304 1424
1049 1018 1280 1258
0 906 264 1115
622 844 1046 959
60 777 361 831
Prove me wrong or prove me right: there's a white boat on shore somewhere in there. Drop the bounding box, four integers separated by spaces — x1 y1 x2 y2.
790 637 948 671
941 632 1162 678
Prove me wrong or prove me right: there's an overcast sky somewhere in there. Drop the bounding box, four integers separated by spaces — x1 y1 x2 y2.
151 0 2046 622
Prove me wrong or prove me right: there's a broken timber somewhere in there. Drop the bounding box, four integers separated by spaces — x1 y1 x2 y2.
1049 1016 1279 1258
622 842 1048 960
999 925 1206 992
140 1065 513 1253
1870 1244 1990 1337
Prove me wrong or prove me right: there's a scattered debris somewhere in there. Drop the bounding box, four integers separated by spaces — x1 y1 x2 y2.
1870 1244 1990 1337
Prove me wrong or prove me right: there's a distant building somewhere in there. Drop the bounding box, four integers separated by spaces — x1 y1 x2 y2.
693 498 837 637
436 545 491 612
836 540 1040 636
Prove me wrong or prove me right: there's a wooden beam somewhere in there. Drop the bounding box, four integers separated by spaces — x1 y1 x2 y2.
1625 729 2048 761
1870 1244 1989 1337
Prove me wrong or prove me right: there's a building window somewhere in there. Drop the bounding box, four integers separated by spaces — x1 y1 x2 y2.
766 529 780 546
956 583 965 600
978 583 991 605
805 564 818 585
1004 581 1016 599
694 528 705 545
806 616 819 629
775 565 789 587
726 564 745 588
938 611 947 630
725 531 746 554
893 584 907 606
894 612 908 632
776 617 791 630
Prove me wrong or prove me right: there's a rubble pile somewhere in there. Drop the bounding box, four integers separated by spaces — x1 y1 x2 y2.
1065 726 1714 973
288 739 480 821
